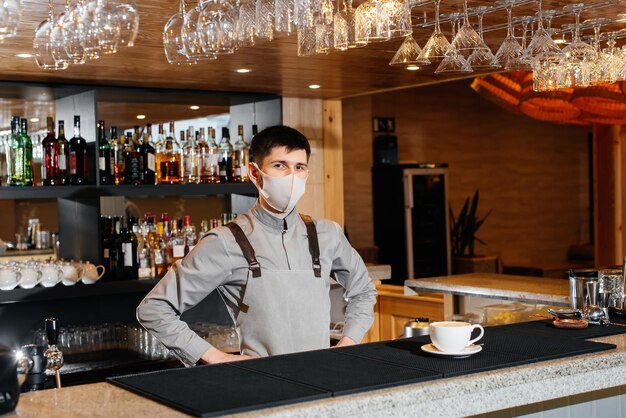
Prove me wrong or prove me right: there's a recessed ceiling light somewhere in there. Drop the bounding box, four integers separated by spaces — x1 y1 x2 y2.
308 84 321 89
136 114 146 120
189 105 200 110
236 68 252 73
16 53 32 58
29 118 39 122
554 38 566 44
406 65 420 71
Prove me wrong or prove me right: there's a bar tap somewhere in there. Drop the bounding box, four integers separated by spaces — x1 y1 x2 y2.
43 317 64 389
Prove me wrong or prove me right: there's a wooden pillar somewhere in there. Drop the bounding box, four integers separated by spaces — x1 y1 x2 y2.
593 124 622 267
323 100 344 227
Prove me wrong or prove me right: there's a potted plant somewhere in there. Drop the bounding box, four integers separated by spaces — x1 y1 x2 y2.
449 190 498 274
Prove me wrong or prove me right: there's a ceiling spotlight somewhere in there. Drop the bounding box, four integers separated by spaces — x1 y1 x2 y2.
554 38 566 45
136 114 146 120
16 53 33 58
189 105 200 110
308 84 321 89
29 118 39 122
406 65 420 71
236 68 252 73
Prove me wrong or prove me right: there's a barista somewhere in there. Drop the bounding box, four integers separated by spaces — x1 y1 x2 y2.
137 125 377 366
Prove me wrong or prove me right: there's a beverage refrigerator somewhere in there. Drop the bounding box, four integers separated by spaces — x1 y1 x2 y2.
372 164 451 285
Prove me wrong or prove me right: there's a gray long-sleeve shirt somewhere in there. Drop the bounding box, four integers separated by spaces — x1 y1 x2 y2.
136 203 377 366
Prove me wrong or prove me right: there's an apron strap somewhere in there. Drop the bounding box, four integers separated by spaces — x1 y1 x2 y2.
225 222 262 278
299 214 322 278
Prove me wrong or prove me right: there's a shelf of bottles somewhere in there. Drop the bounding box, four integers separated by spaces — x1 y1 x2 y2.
102 212 236 282
0 118 259 198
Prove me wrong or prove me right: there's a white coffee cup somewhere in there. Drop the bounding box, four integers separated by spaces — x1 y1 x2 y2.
429 321 484 353
0 267 21 290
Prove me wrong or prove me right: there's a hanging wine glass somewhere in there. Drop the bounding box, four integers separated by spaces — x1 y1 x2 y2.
436 13 472 74
256 0 274 40
95 0 121 54
236 0 255 47
505 16 532 70
275 0 295 35
416 0 448 64
163 0 197 64
525 0 562 66
34 0 69 70
50 0 71 63
559 3 597 88
389 34 424 67
492 0 523 69
333 0 366 50
355 0 390 43
584 18 612 86
62 0 86 64
79 0 101 59
115 0 139 47
198 0 237 55
448 0 483 58
467 5 499 69
0 0 21 40
183 0 215 60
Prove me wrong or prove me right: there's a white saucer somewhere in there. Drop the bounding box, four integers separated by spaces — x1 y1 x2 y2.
421 343 482 358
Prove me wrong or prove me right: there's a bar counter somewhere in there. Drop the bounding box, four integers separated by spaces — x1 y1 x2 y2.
10 332 626 418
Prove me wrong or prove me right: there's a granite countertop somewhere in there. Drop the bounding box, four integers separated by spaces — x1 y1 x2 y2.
11 333 626 418
405 273 570 306
365 264 391 281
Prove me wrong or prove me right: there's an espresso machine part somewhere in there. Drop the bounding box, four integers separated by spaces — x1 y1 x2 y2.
44 317 64 389
403 317 430 338
20 345 46 392
0 344 33 414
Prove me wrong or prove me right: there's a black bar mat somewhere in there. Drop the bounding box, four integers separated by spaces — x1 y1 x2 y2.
232 348 441 396
108 363 330 417
333 338 531 377
493 319 626 340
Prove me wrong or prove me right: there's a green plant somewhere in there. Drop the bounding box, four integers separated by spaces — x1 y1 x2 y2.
449 190 491 257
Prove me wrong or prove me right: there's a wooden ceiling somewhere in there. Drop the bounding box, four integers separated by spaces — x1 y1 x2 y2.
0 0 625 100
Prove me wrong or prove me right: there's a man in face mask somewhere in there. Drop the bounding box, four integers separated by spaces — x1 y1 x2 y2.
137 125 377 366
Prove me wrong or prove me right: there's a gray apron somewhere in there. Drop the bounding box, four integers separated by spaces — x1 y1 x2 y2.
226 214 331 357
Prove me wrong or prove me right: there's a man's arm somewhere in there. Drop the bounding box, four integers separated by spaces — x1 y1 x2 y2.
137 231 235 366
329 222 377 344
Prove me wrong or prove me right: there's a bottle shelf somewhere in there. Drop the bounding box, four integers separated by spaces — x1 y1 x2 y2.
0 279 159 305
0 182 257 200
0 185 97 200
98 182 257 197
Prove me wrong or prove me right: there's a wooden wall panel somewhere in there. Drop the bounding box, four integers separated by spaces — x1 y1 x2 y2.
343 80 591 266
323 100 344 227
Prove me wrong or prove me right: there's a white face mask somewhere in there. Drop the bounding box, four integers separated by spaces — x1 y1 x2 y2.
251 163 307 213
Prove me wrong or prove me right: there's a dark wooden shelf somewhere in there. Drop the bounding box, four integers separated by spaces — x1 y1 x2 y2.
0 279 159 305
98 183 257 197
0 185 97 200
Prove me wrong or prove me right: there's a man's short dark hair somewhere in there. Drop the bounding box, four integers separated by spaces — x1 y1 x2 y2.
250 125 311 165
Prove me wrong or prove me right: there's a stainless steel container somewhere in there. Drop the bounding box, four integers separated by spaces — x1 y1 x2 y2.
403 318 430 337
569 269 598 310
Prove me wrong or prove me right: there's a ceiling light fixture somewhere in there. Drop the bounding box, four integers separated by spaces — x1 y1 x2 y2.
29 118 39 122
16 53 33 58
554 39 566 45
406 65 420 71
308 84 321 89
136 114 146 120
189 105 200 110
236 68 252 73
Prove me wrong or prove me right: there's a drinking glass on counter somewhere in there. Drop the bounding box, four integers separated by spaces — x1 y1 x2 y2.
598 268 624 308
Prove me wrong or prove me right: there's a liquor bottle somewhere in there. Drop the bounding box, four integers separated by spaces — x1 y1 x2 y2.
120 216 139 280
218 127 232 183
112 216 123 280
166 219 185 266
100 216 113 281
8 116 24 186
182 215 197 255
139 124 156 184
196 128 210 183
20 118 33 186
202 127 219 183
57 120 70 185
0 134 7 186
159 126 181 184
153 222 167 278
98 120 113 185
154 123 165 184
123 132 143 185
137 217 154 280
41 116 60 186
232 125 249 182
182 127 197 183
69 115 87 185
110 127 124 185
